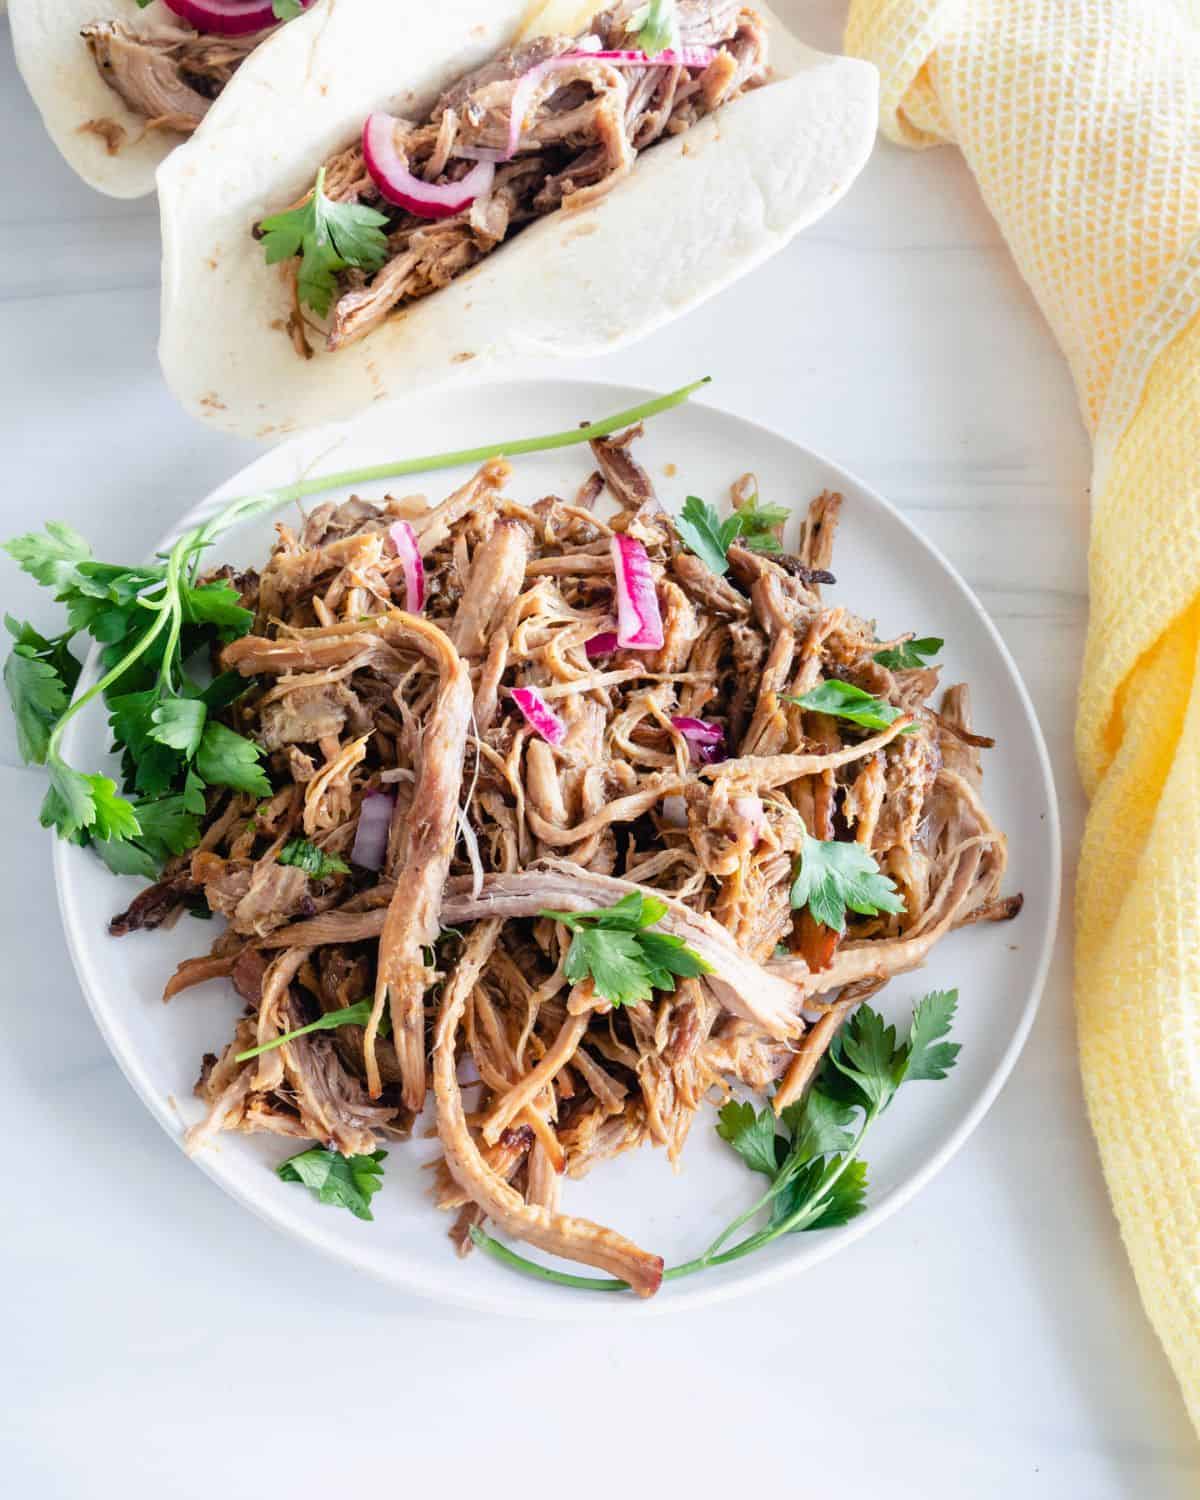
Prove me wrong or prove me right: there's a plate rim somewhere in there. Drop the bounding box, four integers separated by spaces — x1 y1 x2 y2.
51 376 1063 1319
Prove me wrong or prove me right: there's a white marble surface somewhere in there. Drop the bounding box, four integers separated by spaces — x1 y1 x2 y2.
2 4 1197 1494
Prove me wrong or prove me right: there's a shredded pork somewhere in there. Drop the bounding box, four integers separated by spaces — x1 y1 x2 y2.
81 20 272 137
115 429 1019 1292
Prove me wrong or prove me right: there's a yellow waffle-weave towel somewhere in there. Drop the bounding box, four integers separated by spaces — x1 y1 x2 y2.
846 0 1200 1429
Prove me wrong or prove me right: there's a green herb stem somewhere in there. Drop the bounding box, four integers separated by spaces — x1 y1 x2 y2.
45 600 171 767
468 1110 879 1294
200 377 712 550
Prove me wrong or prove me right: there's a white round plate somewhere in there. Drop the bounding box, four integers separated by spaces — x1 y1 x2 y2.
54 379 1060 1317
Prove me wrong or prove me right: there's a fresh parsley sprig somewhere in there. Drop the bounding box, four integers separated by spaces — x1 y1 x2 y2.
468 990 962 1290
789 828 905 933
673 494 789 575
874 636 944 670
259 166 390 318
3 517 268 873
538 891 712 1007
277 1147 387 1221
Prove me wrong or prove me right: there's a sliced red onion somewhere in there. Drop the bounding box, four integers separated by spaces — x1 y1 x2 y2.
363 113 495 219
585 631 620 658
510 687 567 745
670 715 726 765
387 519 426 612
454 41 718 170
611 534 664 650
574 47 718 66
352 788 394 871
487 46 717 165
732 795 764 848
161 0 305 36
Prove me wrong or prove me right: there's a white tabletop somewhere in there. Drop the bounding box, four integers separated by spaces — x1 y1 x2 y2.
2 4 1197 1494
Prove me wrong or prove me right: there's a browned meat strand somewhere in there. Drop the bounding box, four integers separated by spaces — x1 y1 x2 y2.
279 2 769 354
112 423 1019 1293
81 21 269 137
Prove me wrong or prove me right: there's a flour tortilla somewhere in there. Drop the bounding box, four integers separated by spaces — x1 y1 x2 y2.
158 0 878 438
11 0 226 198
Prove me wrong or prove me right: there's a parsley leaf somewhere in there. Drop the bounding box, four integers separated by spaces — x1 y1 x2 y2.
789 829 905 934
732 496 789 554
131 793 203 863
4 630 73 764
874 636 943 670
277 1147 387 1221
236 998 374 1062
259 166 389 318
789 678 903 731
5 615 81 693
4 521 91 591
799 1157 869 1231
715 1100 781 1177
905 988 960 1081
195 722 271 797
673 495 743 576
278 837 351 879
674 493 794 573
41 764 140 843
272 0 305 18
149 697 207 757
780 1088 857 1161
627 0 679 53
827 1006 908 1112
539 892 712 1007
563 927 653 1007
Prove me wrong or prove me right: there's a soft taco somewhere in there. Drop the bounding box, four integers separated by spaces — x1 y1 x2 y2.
10 0 317 198
158 0 878 438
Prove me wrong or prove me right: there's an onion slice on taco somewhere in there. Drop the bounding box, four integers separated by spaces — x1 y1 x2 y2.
158 0 879 437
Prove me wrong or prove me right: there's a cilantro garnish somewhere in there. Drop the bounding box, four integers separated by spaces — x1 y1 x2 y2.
789 829 905 933
469 990 962 1289
788 678 904 731
258 166 389 318
278 837 351 880
873 636 944 670
277 1147 387 1221
538 890 712 1007
272 0 305 19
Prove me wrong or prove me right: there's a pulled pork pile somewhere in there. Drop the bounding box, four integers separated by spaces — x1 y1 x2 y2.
282 1 768 354
82 21 271 139
113 427 1018 1296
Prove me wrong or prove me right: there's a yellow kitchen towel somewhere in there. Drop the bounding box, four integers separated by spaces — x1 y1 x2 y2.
845 0 1200 1430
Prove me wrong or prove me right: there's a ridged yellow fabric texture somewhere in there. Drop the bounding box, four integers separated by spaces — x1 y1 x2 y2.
845 0 1200 1430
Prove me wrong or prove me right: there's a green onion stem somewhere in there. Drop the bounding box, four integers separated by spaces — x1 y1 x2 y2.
194 376 711 552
